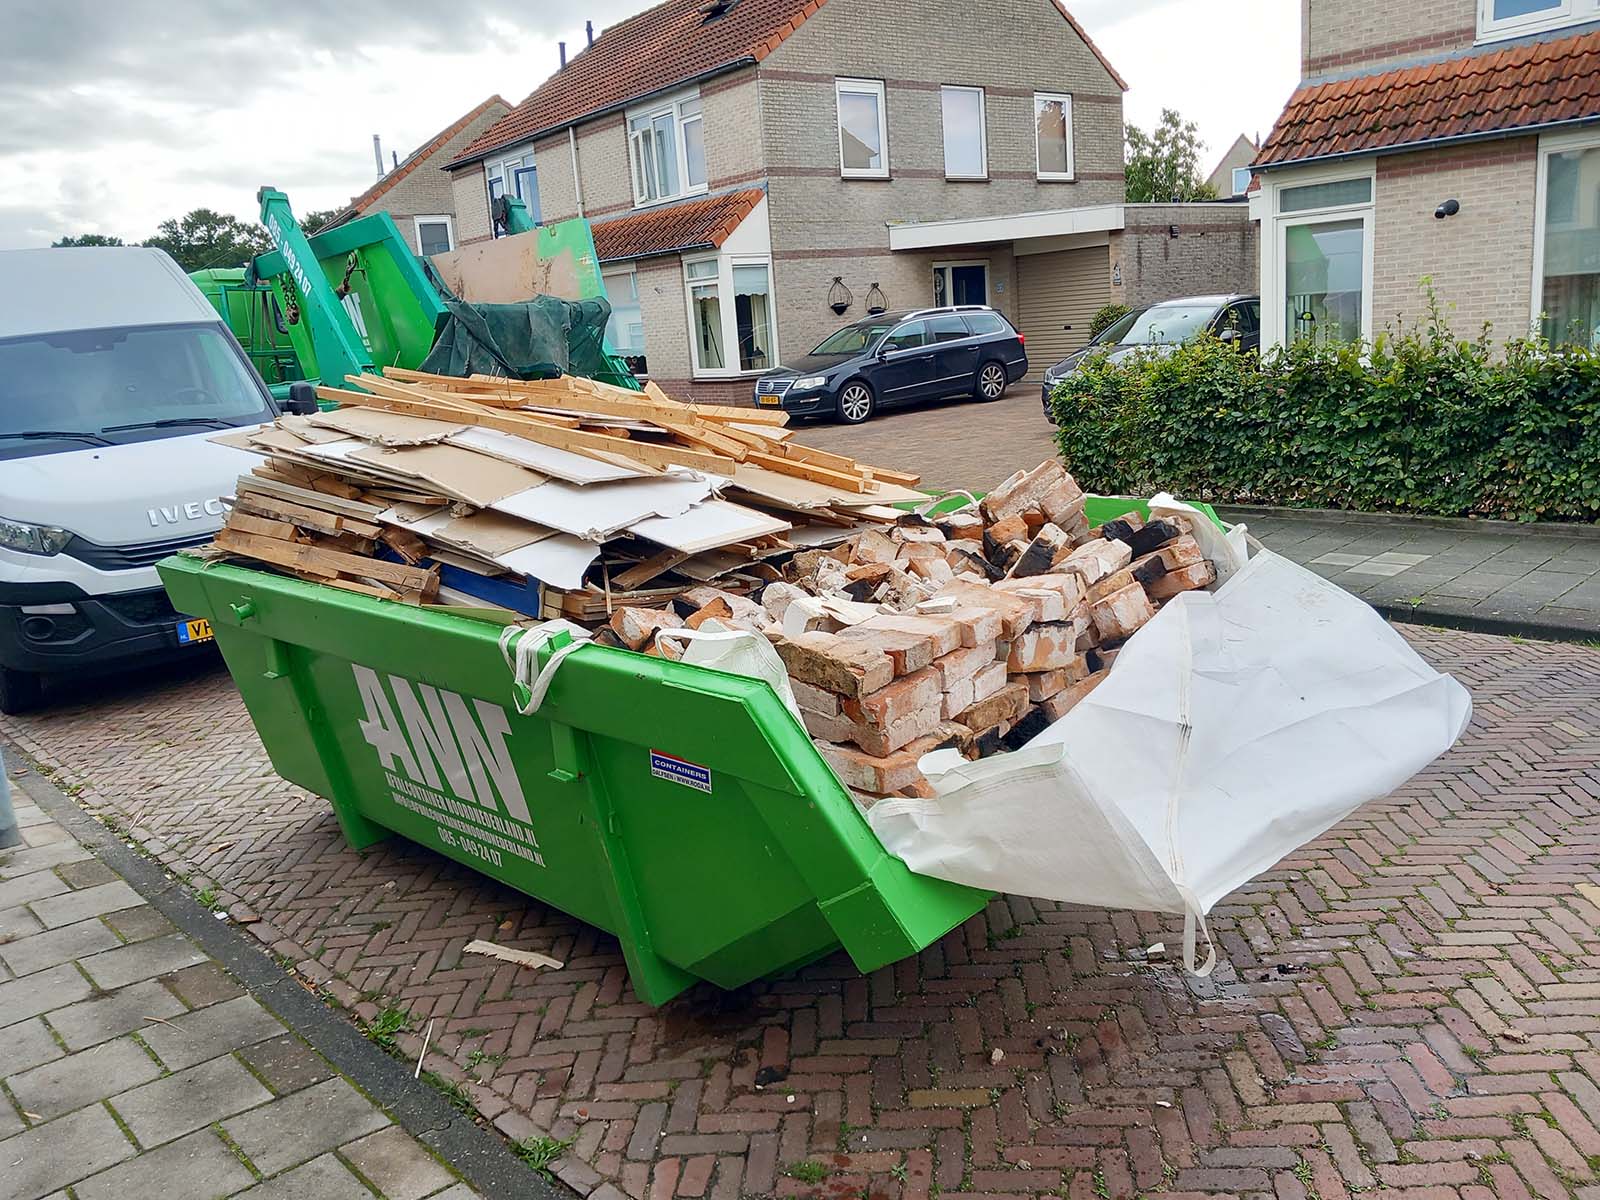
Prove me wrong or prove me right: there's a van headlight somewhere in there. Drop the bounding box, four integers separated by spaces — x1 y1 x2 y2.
791 375 829 391
0 517 71 556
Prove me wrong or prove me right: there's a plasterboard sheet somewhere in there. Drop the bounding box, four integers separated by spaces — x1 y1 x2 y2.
627 499 791 554
447 426 646 484
349 442 547 508
381 506 554 558
494 535 602 590
310 407 467 446
490 475 714 540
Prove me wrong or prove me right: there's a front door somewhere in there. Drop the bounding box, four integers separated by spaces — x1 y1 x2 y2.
933 262 988 307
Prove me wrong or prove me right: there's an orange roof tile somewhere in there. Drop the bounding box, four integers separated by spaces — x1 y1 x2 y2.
591 188 765 262
1256 28 1600 169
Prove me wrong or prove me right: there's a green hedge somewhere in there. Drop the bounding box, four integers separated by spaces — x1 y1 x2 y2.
1049 319 1600 523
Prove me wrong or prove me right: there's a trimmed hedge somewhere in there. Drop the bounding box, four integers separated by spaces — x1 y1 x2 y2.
1049 319 1600 523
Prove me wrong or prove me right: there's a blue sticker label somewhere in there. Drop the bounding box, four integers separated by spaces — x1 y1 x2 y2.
650 750 712 793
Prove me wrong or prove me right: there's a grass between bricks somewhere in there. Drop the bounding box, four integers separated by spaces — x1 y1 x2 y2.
516 1134 574 1181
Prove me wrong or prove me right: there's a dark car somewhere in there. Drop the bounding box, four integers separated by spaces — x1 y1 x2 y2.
1041 294 1261 420
754 305 1028 424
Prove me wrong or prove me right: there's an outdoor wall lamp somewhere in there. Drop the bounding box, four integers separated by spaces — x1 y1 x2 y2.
1435 198 1461 219
865 283 887 314
827 276 853 315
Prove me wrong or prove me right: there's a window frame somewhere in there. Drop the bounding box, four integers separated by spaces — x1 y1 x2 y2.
681 252 780 378
836 78 890 180
933 260 990 307
626 88 709 209
1034 92 1075 182
1262 162 1376 349
1477 0 1599 43
413 215 454 256
1231 166 1253 196
940 85 988 181
1531 126 1600 338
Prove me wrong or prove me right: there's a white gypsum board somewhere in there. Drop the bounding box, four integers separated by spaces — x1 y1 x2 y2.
445 426 648 483
490 474 715 540
309 407 468 446
626 499 792 554
494 535 604 590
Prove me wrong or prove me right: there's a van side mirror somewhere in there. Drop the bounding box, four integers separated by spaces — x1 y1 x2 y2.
285 381 318 415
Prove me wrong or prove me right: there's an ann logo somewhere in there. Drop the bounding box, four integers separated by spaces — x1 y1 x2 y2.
351 664 531 825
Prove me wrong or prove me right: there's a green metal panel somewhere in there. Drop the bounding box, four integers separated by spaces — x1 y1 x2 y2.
189 267 306 387
157 557 990 1006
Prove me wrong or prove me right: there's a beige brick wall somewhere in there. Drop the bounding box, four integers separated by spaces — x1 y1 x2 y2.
634 255 693 382
532 133 580 225
1109 205 1259 308
703 70 767 190
759 0 1125 359
358 101 508 253
450 166 492 246
1371 138 1538 340
1302 0 1476 77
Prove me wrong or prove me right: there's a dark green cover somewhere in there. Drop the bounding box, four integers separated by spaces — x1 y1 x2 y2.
419 291 614 382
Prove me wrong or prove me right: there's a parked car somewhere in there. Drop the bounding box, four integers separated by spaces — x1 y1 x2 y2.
754 305 1028 424
1041 294 1261 420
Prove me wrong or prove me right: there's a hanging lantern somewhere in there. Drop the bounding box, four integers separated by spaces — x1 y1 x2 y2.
865 282 887 315
827 276 853 315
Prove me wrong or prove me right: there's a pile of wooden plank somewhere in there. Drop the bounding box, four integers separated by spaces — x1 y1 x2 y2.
600 459 1220 806
199 369 926 614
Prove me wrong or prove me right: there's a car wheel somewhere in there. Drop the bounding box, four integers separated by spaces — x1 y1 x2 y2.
974 361 1008 402
0 666 43 715
836 380 875 424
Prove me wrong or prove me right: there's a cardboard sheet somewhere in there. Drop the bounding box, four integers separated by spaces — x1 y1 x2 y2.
447 426 647 484
627 499 791 554
278 415 351 444
494 535 603 590
491 475 715 540
349 443 547 508
310 408 467 446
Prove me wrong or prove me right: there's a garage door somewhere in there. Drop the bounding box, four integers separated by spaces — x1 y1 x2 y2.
1016 245 1110 378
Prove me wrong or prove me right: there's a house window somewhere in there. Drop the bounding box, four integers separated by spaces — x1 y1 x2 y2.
1231 166 1252 196
941 86 987 180
414 216 454 257
1271 174 1373 347
1536 137 1600 346
627 91 707 207
1035 93 1074 181
485 151 539 235
683 255 778 376
1478 0 1600 41
836 78 889 178
602 266 648 375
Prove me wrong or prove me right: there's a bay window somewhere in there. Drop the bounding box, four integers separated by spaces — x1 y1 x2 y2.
1478 0 1600 41
1535 134 1600 346
628 91 707 207
1035 93 1074 181
1265 171 1374 348
836 78 889 178
683 255 778 376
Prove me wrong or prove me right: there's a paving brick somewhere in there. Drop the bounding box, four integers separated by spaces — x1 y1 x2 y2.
0 1016 65 1078
26 882 142 929
237 1032 335 1095
138 994 284 1070
221 1077 389 1176
0 917 121 977
0 869 67 911
100 905 174 944
338 1125 457 1200
238 1152 373 1199
7 1036 162 1121
77 932 206 990
0 1101 135 1198
53 859 118 890
110 1053 273 1146
46 978 185 1051
0 841 91 880
72 1127 255 1200
0 903 44 943
158 960 246 1009
0 962 92 1027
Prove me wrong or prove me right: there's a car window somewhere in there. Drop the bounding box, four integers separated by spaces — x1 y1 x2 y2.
811 320 898 355
1118 304 1217 345
926 315 970 343
963 311 1008 337
1216 306 1245 335
883 320 930 351
1242 301 1261 331
1092 309 1141 346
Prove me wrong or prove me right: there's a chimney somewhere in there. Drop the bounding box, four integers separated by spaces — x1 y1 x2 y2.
392 150 399 169
559 41 567 68
372 134 384 178
586 20 594 44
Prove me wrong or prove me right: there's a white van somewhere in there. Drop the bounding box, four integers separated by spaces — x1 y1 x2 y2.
0 247 301 713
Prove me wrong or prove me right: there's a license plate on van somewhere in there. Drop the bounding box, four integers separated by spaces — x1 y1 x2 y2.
176 617 214 645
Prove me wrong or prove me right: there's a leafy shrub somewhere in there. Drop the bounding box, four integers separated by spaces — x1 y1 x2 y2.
1088 303 1132 340
1050 308 1600 522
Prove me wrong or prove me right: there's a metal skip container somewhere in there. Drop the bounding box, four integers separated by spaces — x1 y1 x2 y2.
158 556 991 1006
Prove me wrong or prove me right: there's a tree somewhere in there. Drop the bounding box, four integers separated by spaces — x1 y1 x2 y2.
1124 109 1218 203
299 209 342 236
52 234 125 247
142 208 271 272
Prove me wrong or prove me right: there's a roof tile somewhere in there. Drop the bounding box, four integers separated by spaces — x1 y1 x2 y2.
591 188 765 262
1257 27 1600 168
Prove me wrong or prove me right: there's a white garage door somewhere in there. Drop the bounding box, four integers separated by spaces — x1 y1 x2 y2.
1016 245 1111 378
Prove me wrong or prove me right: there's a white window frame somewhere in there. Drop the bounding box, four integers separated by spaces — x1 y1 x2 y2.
1034 92 1075 182
1231 166 1252 196
836 78 890 180
1262 162 1376 350
626 88 708 209
413 215 455 256
940 85 988 180
1530 126 1600 335
681 252 780 378
484 149 538 235
1477 0 1600 43
932 260 990 307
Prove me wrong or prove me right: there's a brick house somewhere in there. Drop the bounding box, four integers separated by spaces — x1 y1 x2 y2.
1252 1 1600 350
444 0 1257 402
324 96 511 257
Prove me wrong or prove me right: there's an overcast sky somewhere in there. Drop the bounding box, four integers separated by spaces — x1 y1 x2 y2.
0 0 1300 250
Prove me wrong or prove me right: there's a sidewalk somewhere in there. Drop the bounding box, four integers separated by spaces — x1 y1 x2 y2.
0 761 526 1200
1219 503 1600 639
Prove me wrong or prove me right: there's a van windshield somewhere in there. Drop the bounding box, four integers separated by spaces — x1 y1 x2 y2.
0 322 272 461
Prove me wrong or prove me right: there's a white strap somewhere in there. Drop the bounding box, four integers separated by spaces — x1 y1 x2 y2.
497 621 592 716
1178 886 1218 977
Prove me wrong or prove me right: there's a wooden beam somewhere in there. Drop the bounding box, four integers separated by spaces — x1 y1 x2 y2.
744 451 870 493
214 527 437 593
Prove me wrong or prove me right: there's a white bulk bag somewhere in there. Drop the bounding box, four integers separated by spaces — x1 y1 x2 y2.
864 547 1472 974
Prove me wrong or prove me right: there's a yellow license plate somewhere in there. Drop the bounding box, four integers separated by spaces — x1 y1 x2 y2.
176 617 214 645
758 393 782 406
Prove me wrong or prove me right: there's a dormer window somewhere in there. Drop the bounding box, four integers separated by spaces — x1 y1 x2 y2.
627 90 707 207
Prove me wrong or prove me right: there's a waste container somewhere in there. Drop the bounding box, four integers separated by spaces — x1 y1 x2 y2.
158 556 994 1006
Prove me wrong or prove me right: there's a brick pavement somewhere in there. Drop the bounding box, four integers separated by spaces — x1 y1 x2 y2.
0 763 482 1200
4 628 1600 1200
